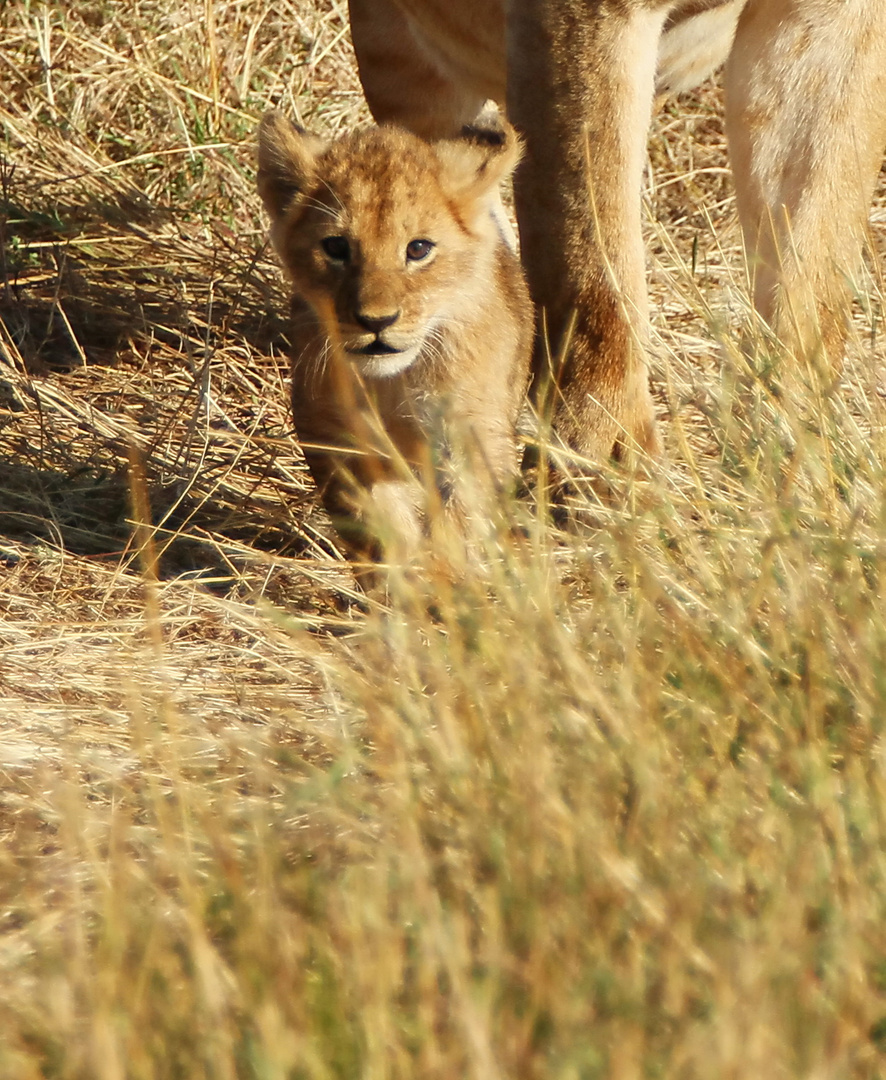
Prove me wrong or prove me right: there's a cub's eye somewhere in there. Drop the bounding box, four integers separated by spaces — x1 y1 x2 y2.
321 236 350 262
406 239 434 262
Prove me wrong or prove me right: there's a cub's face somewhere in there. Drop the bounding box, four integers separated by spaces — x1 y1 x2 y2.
258 115 519 378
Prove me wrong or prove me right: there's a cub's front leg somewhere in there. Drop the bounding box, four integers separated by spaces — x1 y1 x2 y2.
289 334 424 576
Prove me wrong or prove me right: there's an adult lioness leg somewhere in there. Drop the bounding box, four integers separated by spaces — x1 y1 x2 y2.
725 0 886 364
508 2 668 464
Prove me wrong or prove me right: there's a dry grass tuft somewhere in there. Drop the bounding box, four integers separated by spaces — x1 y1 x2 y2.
3 4 886 1078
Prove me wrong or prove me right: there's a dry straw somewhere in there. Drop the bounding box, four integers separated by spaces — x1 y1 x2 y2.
2 2 886 1077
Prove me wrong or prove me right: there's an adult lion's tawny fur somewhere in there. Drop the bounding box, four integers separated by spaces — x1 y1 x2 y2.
257 113 532 576
348 0 886 463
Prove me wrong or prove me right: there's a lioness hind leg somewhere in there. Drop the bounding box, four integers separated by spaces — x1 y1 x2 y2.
725 0 886 364
347 0 499 138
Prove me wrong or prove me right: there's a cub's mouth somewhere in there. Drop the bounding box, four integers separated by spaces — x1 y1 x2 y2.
343 335 423 378
354 340 402 357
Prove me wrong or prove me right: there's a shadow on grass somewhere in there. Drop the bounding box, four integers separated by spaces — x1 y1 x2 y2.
0 155 329 590
0 454 322 585
0 158 291 374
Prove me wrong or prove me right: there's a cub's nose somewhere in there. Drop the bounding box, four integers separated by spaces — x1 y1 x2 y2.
354 311 400 334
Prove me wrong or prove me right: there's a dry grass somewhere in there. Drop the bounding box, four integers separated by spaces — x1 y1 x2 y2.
3 3 886 1077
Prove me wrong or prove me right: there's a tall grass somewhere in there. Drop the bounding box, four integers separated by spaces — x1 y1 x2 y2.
2 2 886 1077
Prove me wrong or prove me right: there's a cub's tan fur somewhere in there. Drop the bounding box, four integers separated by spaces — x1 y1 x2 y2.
348 0 886 462
257 112 532 572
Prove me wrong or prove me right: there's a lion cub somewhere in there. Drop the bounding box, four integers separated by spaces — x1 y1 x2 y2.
257 111 532 576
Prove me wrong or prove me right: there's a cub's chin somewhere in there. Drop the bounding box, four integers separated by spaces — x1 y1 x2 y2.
347 342 423 379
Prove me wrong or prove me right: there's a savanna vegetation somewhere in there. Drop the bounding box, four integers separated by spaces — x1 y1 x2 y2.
2 2 886 1077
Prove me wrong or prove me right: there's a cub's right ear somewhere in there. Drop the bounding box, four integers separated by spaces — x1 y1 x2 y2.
257 110 327 220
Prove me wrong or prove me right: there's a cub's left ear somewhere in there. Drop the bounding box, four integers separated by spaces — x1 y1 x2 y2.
434 115 523 201
257 110 328 220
